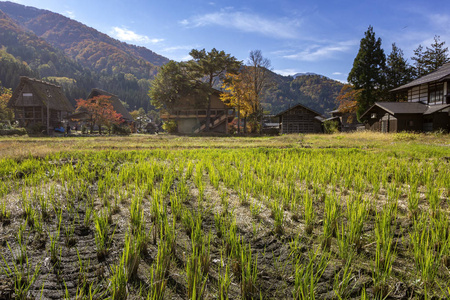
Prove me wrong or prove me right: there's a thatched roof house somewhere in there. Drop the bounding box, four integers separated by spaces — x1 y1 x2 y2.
7 77 74 134
69 89 133 123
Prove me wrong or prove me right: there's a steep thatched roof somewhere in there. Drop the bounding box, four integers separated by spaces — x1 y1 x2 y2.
86 89 133 121
8 77 74 112
275 103 323 118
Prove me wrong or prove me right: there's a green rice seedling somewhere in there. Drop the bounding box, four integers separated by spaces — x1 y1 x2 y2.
182 210 195 237
186 241 208 300
373 204 397 297
426 186 440 216
1 240 42 300
271 201 284 234
147 231 172 300
303 191 315 235
322 193 340 250
108 260 127 300
345 195 367 251
0 200 11 224
407 181 420 218
64 220 76 248
336 220 355 263
169 192 182 221
240 243 258 300
49 225 61 266
292 249 329 300
94 210 115 260
410 215 444 286
333 259 354 299
218 252 231 300
76 249 90 289
130 195 144 235
177 177 190 203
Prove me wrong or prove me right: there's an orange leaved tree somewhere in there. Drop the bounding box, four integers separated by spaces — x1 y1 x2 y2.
76 95 123 134
220 72 255 133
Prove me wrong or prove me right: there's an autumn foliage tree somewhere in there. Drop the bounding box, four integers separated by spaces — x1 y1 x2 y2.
336 84 360 123
75 95 122 134
220 72 255 133
0 82 13 123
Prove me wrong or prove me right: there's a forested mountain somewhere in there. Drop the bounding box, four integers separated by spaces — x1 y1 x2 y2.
262 72 343 115
0 1 340 115
0 1 168 110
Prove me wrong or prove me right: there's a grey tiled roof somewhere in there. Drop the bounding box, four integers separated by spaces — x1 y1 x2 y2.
391 63 450 91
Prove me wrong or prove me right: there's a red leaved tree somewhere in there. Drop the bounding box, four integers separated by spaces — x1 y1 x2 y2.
76 95 123 134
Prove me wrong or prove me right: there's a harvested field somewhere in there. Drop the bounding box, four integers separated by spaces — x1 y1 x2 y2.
0 132 449 299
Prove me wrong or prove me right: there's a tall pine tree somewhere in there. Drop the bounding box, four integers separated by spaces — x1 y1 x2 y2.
385 43 413 101
348 26 386 118
412 36 449 77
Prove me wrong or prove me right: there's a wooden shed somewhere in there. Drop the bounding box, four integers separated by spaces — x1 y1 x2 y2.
275 103 324 134
7 77 74 134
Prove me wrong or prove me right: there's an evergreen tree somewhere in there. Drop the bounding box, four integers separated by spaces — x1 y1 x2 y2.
188 48 241 131
412 36 449 77
385 43 413 101
423 36 449 73
411 45 425 78
348 26 386 118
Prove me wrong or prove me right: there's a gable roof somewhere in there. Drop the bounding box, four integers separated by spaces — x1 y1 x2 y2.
8 77 74 112
391 63 450 92
360 101 450 119
275 103 323 118
360 102 427 119
86 89 134 121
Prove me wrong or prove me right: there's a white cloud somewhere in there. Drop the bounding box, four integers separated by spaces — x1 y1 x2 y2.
111 27 164 44
284 40 358 61
181 10 299 39
63 11 75 19
332 72 342 75
160 45 199 53
273 69 302 76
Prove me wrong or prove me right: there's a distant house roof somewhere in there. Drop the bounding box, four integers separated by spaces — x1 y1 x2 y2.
8 77 74 112
86 89 134 121
361 102 450 119
275 103 323 118
391 62 450 92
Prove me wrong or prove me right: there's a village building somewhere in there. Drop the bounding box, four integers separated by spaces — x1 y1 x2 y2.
7 77 74 134
328 109 362 132
69 88 134 124
160 89 234 134
275 103 324 134
361 62 450 132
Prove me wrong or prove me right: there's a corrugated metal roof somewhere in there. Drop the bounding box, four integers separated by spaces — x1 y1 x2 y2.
391 62 450 91
374 102 428 114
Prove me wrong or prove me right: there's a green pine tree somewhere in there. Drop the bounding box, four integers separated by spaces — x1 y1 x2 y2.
348 26 386 118
385 43 413 101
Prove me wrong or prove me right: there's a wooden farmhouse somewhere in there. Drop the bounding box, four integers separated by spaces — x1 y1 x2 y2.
275 103 324 134
160 89 234 134
7 77 74 134
361 62 450 132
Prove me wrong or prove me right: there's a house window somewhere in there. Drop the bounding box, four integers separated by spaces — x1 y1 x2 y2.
409 120 414 127
428 83 444 104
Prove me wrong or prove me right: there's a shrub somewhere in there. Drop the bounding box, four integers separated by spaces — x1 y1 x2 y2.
323 120 339 134
111 124 131 135
162 120 178 134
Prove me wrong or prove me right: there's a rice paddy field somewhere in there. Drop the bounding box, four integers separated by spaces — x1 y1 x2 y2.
0 132 450 299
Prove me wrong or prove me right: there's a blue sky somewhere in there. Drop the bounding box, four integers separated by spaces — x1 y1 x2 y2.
7 0 450 82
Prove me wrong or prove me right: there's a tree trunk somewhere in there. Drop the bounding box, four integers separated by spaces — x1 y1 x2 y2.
205 94 211 132
244 116 247 134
